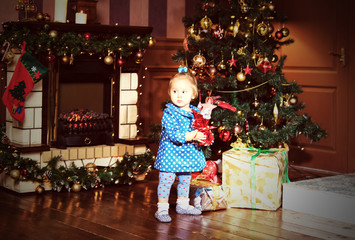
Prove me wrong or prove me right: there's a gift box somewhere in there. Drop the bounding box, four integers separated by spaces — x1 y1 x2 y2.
192 181 230 211
222 147 289 210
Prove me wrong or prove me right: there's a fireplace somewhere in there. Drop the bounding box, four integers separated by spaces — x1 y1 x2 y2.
2 21 152 149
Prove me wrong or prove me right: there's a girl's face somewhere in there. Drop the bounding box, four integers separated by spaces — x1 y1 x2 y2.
169 77 195 111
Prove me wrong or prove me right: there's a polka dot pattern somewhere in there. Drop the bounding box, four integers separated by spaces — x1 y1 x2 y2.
154 103 206 173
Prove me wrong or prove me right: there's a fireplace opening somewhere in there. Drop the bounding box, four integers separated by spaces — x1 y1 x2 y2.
52 55 116 147
57 55 113 115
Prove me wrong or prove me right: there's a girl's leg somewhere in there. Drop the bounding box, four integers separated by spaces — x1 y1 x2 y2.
175 173 201 215
155 172 175 222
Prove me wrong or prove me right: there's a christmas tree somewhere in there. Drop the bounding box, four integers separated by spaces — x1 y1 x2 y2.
172 0 326 156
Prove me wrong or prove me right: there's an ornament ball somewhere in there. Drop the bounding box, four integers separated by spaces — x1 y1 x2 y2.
219 129 232 142
275 30 283 40
10 169 20 180
282 27 290 37
61 55 69 64
83 32 91 41
104 55 114 65
237 72 246 81
49 30 58 38
289 96 298 105
35 185 45 195
72 183 82 192
234 124 243 134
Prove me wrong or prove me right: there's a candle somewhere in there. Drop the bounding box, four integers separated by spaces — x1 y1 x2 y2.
75 10 87 24
54 0 68 23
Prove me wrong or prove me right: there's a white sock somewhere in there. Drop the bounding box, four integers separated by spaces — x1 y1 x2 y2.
157 202 169 212
176 198 190 209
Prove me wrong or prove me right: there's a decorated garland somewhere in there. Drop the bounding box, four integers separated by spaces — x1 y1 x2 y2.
0 125 155 193
0 22 154 65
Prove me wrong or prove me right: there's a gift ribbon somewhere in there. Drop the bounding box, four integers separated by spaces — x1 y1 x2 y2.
232 146 290 209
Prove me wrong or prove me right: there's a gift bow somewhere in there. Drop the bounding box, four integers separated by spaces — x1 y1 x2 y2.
232 146 290 209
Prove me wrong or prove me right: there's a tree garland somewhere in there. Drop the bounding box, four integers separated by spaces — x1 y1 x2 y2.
0 125 155 192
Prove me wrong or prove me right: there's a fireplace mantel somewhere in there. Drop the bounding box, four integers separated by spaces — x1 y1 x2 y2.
3 21 153 37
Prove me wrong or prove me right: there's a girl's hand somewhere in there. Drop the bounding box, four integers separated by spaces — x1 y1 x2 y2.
186 130 207 143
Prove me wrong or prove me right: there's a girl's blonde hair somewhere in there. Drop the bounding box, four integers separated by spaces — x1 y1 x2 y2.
168 72 199 98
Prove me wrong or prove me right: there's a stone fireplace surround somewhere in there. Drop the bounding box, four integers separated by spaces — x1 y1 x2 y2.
1 22 152 192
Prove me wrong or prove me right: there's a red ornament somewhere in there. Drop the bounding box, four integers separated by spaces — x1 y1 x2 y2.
83 32 91 41
117 58 124 67
219 129 232 142
234 124 243 134
46 54 55 62
228 57 237 67
258 59 272 73
275 30 283 40
268 23 274 34
243 65 253 75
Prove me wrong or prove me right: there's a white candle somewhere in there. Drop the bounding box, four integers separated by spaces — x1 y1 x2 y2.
75 11 87 24
54 0 68 23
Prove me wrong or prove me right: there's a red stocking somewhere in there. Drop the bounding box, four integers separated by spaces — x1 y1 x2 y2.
2 42 48 122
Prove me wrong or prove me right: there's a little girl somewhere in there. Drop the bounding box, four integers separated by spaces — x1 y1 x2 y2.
154 72 207 223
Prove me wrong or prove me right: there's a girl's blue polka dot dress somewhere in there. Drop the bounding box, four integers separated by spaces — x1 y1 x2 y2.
154 103 206 173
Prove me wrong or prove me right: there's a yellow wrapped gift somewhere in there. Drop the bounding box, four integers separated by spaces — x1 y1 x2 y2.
222 146 289 210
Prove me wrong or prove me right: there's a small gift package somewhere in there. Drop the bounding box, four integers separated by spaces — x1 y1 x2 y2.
193 182 230 211
222 145 289 210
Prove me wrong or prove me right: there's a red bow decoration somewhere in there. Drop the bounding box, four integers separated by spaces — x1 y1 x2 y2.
192 110 216 146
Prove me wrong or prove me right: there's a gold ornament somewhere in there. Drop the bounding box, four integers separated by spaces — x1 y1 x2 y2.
236 72 246 81
61 55 69 65
200 16 212 30
256 22 268 36
192 54 206 68
227 16 236 32
289 96 298 105
241 4 249 13
72 183 82 192
49 30 58 38
234 124 243 134
258 124 266 130
269 3 275 11
217 60 226 71
281 26 290 37
252 96 260 108
148 37 155 47
35 185 44 195
187 24 197 37
273 103 279 124
135 51 144 64
10 169 20 180
85 162 97 172
258 118 266 130
233 20 240 37
104 55 114 65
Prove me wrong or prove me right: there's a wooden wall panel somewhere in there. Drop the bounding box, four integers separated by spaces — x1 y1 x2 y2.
277 0 349 172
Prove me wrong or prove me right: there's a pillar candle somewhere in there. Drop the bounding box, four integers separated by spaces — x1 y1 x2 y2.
54 0 68 23
75 11 87 24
